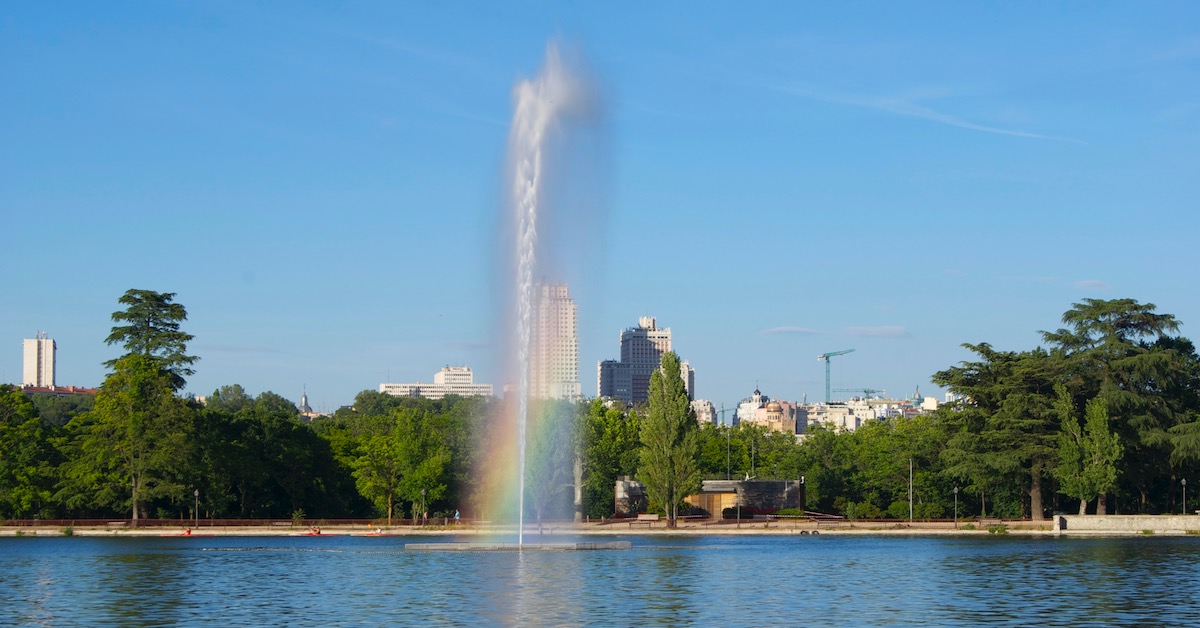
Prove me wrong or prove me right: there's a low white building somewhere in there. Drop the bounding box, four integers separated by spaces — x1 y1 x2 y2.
802 388 941 432
380 366 493 400
691 399 717 425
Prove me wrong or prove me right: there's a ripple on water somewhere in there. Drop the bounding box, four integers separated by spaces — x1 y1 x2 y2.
3 535 1200 625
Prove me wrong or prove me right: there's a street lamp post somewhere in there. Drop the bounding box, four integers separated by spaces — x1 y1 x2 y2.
1183 479 1188 514
725 422 731 480
908 458 913 524
953 487 959 529
421 489 427 525
193 489 199 528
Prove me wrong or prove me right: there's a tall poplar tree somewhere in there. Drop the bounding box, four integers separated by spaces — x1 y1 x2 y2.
638 351 700 527
1055 386 1122 515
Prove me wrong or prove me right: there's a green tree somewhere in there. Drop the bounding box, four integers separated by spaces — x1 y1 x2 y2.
59 354 194 521
206 384 253 414
0 385 59 518
524 399 577 523
581 399 640 518
105 289 198 390
847 415 949 520
1042 298 1194 512
637 351 701 527
1055 387 1122 514
353 433 407 525
353 406 450 523
425 396 488 518
395 410 451 520
934 345 1062 519
1168 412 1200 467
794 425 851 514
28 393 94 428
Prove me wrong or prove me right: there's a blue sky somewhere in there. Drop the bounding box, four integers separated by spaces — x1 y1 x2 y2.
3 2 1199 414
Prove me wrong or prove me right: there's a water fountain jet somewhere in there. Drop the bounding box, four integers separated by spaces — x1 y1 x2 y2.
506 43 596 547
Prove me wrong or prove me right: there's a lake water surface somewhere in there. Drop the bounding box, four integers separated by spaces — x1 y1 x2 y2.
3 534 1198 625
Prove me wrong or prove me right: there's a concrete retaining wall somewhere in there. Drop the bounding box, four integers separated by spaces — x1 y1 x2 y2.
1059 515 1200 533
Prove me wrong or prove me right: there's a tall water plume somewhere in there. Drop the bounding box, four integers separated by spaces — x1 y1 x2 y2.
506 43 601 545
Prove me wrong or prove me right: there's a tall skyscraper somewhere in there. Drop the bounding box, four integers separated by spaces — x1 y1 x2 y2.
22 332 56 388
530 283 581 400
598 317 694 405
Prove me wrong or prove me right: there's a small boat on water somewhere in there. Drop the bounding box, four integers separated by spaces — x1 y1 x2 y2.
298 527 338 537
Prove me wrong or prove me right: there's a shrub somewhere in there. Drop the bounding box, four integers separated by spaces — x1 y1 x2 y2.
987 524 1008 535
60 526 74 537
291 509 306 527
723 506 756 519
915 503 945 519
885 501 909 520
848 502 884 520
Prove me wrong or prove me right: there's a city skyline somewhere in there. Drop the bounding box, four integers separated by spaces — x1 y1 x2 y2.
4 4 1199 414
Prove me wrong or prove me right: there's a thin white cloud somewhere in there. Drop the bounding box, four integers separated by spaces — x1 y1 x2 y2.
1074 279 1111 291
769 83 1086 145
847 326 911 338
199 344 287 355
762 326 824 336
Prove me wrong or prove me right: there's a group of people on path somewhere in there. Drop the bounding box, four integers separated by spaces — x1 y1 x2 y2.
415 509 461 525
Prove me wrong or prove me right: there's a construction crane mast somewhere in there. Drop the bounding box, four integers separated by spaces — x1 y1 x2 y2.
817 349 856 403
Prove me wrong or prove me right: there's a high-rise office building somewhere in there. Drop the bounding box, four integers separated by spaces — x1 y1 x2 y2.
22 332 55 388
530 283 582 400
598 317 694 405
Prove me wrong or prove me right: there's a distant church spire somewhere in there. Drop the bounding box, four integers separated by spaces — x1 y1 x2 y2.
298 385 313 414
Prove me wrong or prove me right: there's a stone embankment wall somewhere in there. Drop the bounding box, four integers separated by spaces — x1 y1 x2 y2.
1059 515 1200 533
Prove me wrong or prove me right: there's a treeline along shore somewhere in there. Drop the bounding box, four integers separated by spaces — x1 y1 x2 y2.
3 291 1200 526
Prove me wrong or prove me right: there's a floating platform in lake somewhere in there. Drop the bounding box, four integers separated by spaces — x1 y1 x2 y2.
405 541 632 552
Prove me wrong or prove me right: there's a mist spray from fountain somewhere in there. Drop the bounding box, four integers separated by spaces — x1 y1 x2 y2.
508 43 596 546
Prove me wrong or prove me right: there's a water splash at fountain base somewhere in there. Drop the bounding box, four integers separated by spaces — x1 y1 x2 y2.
406 541 631 552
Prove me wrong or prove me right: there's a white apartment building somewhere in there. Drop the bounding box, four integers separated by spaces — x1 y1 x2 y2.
530 283 581 401
801 391 940 432
691 399 717 425
23 332 55 388
380 366 494 400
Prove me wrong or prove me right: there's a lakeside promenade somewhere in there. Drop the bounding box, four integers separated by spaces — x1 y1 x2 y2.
3 515 1196 537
